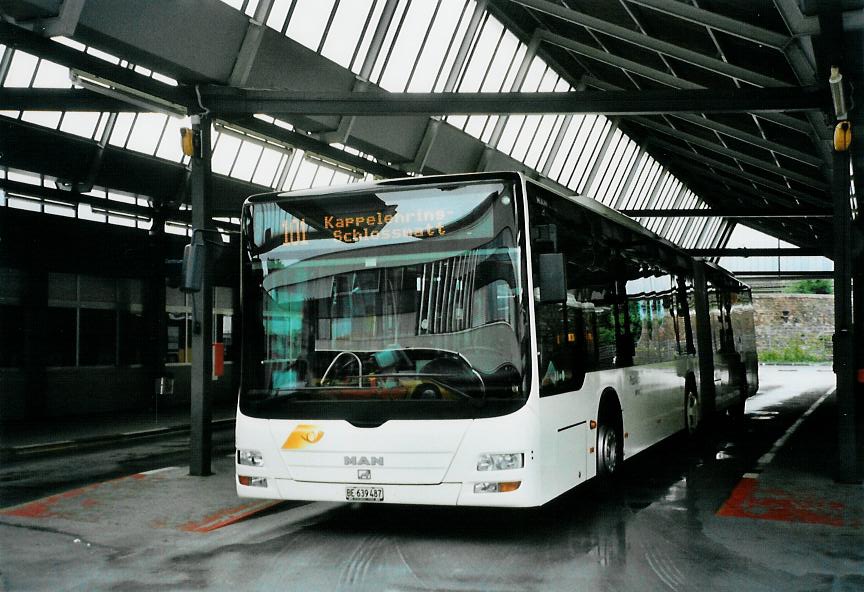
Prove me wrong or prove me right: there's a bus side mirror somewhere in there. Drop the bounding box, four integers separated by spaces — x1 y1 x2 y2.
181 234 206 293
539 253 567 303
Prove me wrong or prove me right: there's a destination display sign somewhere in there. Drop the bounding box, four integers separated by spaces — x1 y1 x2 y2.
281 208 451 245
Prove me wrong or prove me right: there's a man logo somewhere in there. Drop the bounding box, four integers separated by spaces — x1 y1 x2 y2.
282 424 325 449
301 429 324 444
344 456 384 466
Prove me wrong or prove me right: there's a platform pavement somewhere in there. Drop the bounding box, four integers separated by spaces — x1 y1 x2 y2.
0 367 861 590
706 380 864 583
0 403 237 461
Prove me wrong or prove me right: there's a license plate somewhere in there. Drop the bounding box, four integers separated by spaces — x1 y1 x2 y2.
345 486 384 502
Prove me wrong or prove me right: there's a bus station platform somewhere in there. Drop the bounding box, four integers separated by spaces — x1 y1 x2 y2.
0 366 861 591
0 404 237 461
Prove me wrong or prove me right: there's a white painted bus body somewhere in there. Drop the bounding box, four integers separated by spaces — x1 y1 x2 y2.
236 172 752 507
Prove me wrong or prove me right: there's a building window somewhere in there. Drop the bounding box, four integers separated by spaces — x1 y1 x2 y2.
43 307 77 367
79 309 117 366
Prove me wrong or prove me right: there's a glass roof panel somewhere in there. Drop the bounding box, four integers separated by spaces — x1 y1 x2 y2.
20 111 63 128
4 51 39 87
265 0 293 32
125 113 168 155
378 0 443 92
320 0 375 69
58 112 101 139
231 142 264 182
409 0 472 91
285 0 336 53
32 59 71 88
154 116 188 162
211 132 242 176
251 146 285 187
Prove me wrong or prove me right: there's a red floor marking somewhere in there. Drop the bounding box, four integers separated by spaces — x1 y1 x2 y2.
717 477 849 527
1 484 100 518
0 474 147 519
180 501 284 533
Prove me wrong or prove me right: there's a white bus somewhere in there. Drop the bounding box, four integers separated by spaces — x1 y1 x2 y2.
235 172 757 507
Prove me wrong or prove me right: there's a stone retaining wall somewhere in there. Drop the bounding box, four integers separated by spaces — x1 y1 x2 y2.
752 294 834 362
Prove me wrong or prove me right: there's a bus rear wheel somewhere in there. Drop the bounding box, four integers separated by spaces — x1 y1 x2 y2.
685 386 700 436
597 423 621 477
729 369 747 420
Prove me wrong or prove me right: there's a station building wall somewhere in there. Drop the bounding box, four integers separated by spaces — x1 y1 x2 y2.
0 209 240 423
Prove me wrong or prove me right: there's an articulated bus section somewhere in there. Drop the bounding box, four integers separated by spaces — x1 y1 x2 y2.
235 172 757 507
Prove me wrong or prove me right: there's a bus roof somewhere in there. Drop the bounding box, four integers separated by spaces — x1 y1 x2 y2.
245 171 748 290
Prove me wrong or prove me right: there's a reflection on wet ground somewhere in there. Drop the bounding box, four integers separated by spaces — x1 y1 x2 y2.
1 366 860 592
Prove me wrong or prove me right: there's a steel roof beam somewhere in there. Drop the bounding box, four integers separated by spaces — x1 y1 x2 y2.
0 22 190 108
513 0 791 87
774 0 821 36
648 137 827 206
659 157 821 212
545 32 814 134
0 82 828 121
619 207 831 218
670 113 821 167
222 117 404 179
629 116 828 189
733 271 833 278
623 0 791 50
0 179 247 231
584 76 823 167
0 178 162 221
0 87 149 111
195 85 828 116
687 247 822 256
622 0 818 87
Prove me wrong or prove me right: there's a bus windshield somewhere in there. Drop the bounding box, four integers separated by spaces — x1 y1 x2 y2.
240 179 528 420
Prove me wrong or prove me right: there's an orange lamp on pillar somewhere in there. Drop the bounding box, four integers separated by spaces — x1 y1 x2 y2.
212 342 225 379
834 121 852 152
180 127 200 158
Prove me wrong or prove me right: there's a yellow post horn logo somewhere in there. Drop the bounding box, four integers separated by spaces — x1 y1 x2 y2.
282 424 325 449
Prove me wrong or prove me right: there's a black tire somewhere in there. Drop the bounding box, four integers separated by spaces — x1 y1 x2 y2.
685 385 701 436
729 370 747 420
596 422 622 477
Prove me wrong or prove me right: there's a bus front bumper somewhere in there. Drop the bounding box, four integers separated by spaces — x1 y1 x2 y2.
237 478 538 507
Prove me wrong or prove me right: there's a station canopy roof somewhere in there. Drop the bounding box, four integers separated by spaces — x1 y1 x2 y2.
0 0 862 257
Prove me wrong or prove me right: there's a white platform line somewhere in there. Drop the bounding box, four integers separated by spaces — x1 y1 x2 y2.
139 466 180 476
752 387 834 477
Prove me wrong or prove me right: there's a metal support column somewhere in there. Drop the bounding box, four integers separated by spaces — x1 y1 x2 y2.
145 207 168 414
190 114 214 477
692 259 716 429
832 143 859 483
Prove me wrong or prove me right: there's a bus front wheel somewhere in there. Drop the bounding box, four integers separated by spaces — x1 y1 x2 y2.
597 423 621 477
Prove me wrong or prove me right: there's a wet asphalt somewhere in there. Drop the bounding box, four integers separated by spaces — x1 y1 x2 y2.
1 366 861 592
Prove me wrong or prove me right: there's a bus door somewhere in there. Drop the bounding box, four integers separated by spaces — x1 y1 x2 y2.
619 273 683 450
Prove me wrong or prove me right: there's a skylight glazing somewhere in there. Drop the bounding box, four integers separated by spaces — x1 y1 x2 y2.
5 0 730 251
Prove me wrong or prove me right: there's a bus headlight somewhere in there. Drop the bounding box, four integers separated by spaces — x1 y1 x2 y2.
477 453 524 471
237 449 264 467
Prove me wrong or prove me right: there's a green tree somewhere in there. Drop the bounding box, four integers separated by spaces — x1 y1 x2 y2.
784 279 832 294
